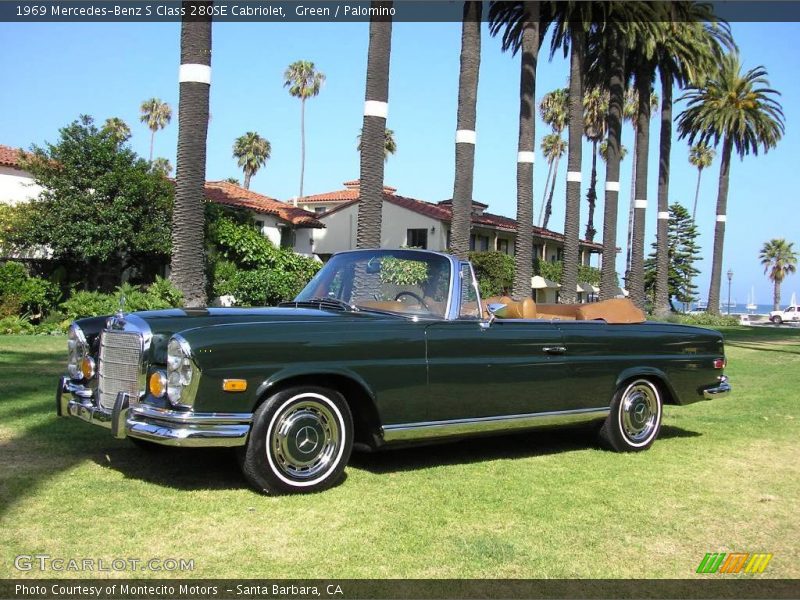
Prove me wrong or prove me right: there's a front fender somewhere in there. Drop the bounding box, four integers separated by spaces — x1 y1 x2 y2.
254 365 377 408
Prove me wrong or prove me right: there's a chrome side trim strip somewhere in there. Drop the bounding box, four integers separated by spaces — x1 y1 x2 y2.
382 407 610 442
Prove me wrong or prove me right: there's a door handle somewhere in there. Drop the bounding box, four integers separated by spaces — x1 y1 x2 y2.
542 346 567 355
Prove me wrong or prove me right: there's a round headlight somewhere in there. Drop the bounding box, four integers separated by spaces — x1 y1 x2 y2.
166 335 195 407
67 324 88 380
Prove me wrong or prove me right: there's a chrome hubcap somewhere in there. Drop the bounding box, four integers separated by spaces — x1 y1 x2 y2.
271 399 340 481
621 383 658 443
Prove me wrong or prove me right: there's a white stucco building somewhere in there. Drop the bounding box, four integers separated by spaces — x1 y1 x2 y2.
203 181 323 256
0 145 43 206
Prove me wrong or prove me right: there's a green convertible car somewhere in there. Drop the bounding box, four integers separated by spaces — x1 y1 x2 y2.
57 249 730 494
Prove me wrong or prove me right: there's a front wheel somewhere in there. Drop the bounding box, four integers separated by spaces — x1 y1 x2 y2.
239 386 353 495
599 379 662 452
771 315 782 324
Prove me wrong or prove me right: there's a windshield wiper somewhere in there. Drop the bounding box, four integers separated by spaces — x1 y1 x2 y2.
279 297 359 312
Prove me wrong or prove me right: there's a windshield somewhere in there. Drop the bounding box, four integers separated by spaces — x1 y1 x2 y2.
295 250 452 318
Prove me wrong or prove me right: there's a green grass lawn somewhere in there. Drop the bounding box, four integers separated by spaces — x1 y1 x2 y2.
1 327 798 579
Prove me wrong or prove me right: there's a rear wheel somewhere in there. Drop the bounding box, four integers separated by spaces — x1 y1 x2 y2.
239 386 353 495
599 379 662 452
771 315 782 324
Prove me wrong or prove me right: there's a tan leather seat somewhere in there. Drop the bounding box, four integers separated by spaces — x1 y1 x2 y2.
484 296 536 319
536 304 580 320
576 298 645 324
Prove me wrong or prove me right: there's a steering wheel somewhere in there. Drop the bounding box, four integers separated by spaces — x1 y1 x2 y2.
394 291 430 311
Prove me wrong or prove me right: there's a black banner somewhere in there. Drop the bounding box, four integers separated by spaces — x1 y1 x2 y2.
2 579 800 600
6 1 800 22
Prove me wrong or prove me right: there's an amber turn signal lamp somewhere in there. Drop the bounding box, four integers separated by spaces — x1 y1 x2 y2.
80 356 96 380
222 379 248 392
149 371 167 398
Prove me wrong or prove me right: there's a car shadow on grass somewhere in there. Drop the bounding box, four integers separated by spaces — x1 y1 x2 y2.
349 423 701 474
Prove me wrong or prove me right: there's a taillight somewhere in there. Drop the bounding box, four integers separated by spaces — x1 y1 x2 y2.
713 358 726 369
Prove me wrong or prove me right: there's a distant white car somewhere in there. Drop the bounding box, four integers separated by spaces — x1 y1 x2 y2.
770 305 800 324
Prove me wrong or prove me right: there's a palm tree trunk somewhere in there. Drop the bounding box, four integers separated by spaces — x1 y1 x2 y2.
542 152 560 229
171 3 211 307
691 167 703 222
149 130 155 162
654 70 672 317
356 1 393 250
511 5 539 301
600 31 624 301
773 278 780 311
450 0 481 260
561 30 584 305
629 67 652 310
584 140 598 241
299 97 306 200
625 124 637 285
244 170 251 189
539 157 554 228
707 136 732 316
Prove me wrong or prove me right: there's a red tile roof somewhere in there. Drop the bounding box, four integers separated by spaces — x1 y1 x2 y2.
0 145 22 168
204 181 324 228
315 181 602 250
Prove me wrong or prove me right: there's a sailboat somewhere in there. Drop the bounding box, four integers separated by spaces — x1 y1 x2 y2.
746 287 757 312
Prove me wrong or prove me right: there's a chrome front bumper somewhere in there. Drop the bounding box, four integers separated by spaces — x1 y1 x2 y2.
56 376 251 447
702 375 731 400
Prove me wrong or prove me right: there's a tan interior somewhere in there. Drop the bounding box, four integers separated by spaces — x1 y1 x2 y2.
484 296 645 324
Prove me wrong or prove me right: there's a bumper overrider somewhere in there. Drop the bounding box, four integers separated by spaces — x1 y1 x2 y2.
56 377 252 447
702 375 731 400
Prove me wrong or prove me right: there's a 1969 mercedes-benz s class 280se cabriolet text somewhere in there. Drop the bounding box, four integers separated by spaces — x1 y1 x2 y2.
57 249 731 494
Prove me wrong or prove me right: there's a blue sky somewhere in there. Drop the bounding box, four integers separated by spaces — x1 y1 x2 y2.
1 18 798 305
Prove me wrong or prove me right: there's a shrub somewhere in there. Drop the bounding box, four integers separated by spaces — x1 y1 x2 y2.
662 312 740 327
380 257 429 286
469 252 514 298
0 261 60 318
207 214 321 306
60 290 118 320
0 315 34 335
34 311 71 335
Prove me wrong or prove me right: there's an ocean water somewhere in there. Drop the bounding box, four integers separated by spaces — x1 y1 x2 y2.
691 302 783 315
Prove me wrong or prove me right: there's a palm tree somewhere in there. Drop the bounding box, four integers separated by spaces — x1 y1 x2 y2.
599 139 627 162
170 12 212 307
678 53 785 315
759 239 797 311
102 117 131 143
139 98 172 162
356 2 393 250
489 1 541 300
688 143 716 221
583 86 608 242
284 60 325 200
652 5 733 317
621 86 659 289
150 157 173 177
449 0 482 260
549 2 601 305
489 2 549 300
539 133 567 229
232 132 271 189
357 128 397 161
538 87 568 229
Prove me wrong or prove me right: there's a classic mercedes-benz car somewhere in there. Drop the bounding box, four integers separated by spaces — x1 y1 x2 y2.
57 249 730 494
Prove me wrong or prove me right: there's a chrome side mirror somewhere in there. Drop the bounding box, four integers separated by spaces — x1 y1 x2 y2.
481 303 507 329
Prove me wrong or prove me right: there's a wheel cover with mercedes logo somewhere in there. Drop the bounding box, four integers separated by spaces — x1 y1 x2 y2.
271 398 341 481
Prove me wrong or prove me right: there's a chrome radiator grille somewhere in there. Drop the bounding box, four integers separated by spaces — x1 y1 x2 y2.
98 330 143 409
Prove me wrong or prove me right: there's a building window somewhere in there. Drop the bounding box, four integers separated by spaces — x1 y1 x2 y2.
532 244 543 260
314 206 328 215
280 227 295 248
497 239 510 254
470 234 489 252
254 220 264 234
407 228 428 249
